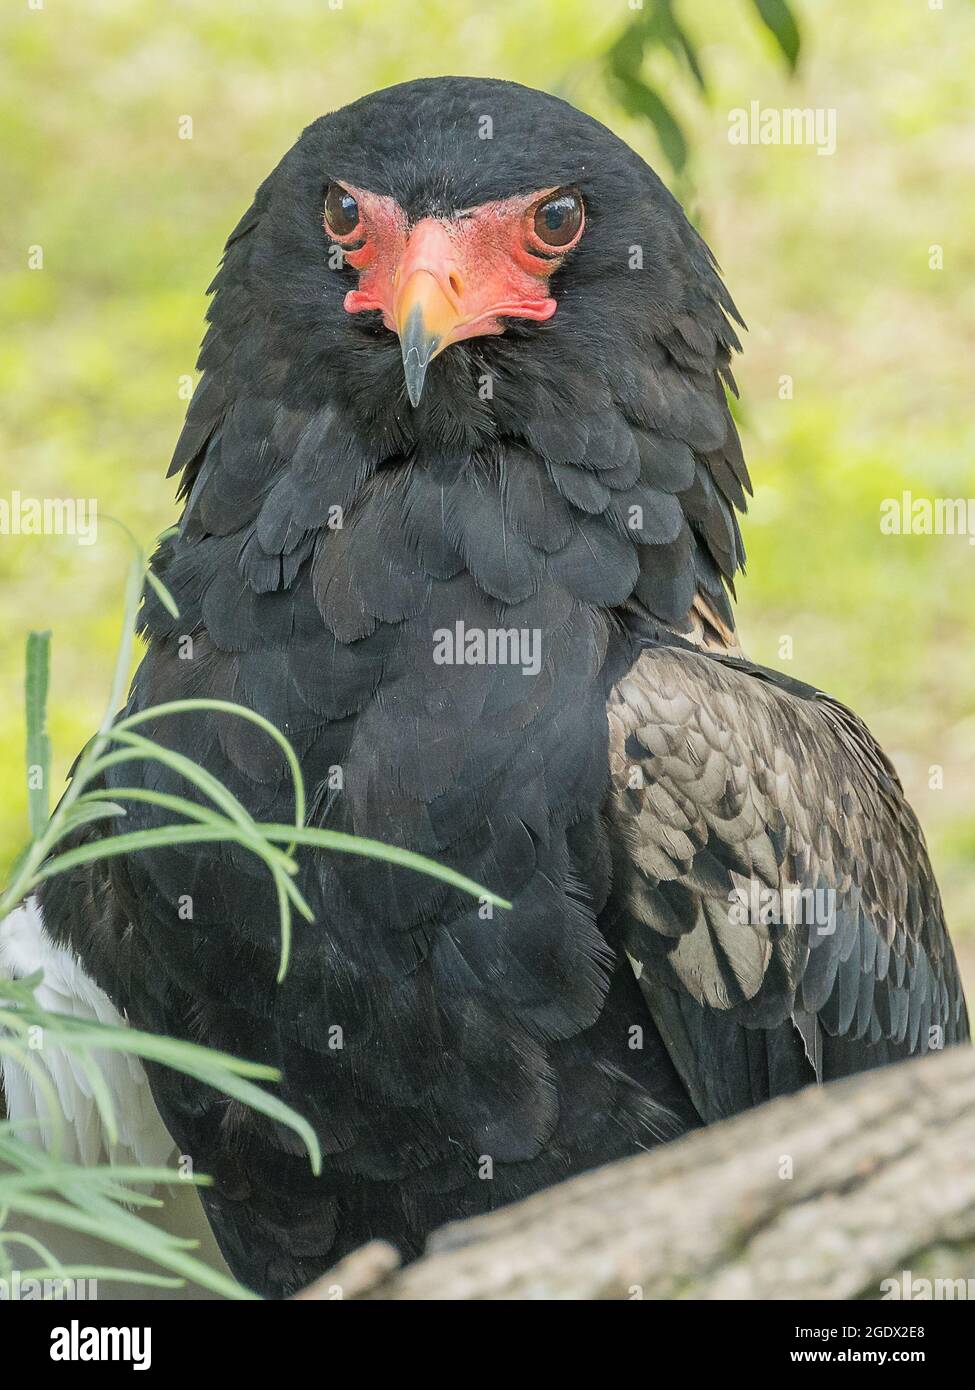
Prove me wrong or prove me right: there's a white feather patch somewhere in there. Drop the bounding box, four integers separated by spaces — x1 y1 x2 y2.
0 896 175 1169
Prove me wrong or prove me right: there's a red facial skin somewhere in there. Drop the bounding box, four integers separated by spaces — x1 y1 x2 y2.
325 184 584 351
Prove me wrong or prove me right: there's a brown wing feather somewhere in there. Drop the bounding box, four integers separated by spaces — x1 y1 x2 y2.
606 642 969 1122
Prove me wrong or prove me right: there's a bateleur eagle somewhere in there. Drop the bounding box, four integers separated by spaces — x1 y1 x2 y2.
2 77 968 1298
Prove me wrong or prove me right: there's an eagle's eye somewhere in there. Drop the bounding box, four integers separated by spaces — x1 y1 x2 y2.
324 183 361 238
531 190 584 249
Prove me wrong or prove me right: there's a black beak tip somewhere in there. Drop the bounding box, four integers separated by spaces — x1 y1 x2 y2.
402 349 429 409
399 307 441 408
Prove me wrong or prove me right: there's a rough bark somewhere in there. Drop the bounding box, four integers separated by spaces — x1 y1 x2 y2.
299 1046 975 1300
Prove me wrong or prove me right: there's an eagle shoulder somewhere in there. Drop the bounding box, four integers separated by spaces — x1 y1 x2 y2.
606 642 969 1121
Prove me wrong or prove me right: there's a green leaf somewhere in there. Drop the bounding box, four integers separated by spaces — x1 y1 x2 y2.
24 631 52 840
671 21 708 96
116 697 307 834
3 843 31 889
656 0 708 96
605 8 653 76
613 72 688 174
58 800 127 832
144 567 180 619
259 824 513 911
9 1262 185 1291
1 1191 255 1299
35 824 276 880
751 0 801 71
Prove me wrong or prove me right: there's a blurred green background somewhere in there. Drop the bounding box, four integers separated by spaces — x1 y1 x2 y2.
2 0 973 973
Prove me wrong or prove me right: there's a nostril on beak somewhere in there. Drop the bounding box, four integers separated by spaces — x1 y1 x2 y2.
448 272 463 298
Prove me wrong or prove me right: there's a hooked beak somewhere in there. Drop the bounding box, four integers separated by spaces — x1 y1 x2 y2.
395 268 460 408
392 221 469 408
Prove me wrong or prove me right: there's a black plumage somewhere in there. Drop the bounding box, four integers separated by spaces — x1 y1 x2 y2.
41 77 967 1297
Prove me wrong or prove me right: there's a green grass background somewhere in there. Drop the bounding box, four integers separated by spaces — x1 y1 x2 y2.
2 0 973 967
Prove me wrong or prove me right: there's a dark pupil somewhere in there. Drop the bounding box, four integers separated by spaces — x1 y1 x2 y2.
327 187 358 234
536 194 579 246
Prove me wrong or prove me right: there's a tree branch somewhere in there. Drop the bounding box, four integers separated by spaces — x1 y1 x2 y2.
300 1047 975 1300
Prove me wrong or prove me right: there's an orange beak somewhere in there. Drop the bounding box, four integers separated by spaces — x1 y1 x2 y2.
392 221 470 407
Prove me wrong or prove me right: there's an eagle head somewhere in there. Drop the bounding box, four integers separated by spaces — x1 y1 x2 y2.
169 77 749 647
215 78 743 441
